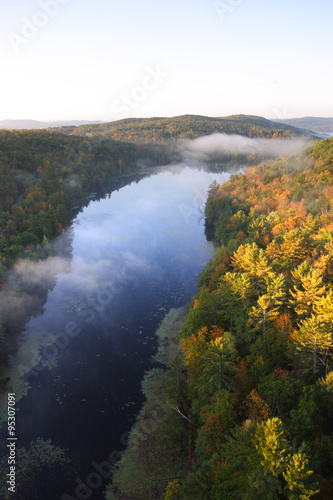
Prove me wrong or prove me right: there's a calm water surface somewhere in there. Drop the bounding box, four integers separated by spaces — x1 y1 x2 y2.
0 163 240 499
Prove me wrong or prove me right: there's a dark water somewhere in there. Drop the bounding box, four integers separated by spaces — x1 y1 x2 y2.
0 163 239 499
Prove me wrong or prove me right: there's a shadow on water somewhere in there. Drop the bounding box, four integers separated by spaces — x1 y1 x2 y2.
0 162 243 500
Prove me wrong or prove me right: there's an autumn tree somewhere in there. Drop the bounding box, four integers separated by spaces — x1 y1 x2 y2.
248 272 285 352
289 262 326 318
291 315 332 376
196 334 238 405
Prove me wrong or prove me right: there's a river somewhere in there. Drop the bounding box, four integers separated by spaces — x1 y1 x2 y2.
0 162 240 500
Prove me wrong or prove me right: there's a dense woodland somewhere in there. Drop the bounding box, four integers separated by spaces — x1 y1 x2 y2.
0 119 300 387
0 118 311 279
0 129 169 391
52 114 314 144
276 118 333 136
0 124 331 499
0 129 169 278
107 137 333 499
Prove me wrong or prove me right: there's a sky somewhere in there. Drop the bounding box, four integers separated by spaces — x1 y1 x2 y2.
1 0 332 122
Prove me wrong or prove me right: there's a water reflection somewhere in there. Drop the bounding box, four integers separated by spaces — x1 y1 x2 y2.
0 162 242 499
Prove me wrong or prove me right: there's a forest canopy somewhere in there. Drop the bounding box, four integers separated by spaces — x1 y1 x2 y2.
107 137 333 499
0 129 168 275
51 114 316 144
1 126 332 499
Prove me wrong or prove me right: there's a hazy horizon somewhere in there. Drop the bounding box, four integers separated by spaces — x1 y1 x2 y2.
1 0 332 122
1 113 333 126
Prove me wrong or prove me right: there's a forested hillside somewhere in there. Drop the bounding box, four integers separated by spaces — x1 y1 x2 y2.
0 129 168 277
53 114 313 144
2 127 332 499
0 128 170 393
275 117 333 136
0 118 310 277
107 137 333 499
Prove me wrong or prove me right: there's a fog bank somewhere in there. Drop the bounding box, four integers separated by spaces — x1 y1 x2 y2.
180 133 311 162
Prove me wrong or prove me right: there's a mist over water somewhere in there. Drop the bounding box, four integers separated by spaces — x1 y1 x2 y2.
0 133 314 497
0 163 240 499
180 133 311 162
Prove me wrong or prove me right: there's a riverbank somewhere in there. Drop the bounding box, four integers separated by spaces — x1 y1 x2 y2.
0 163 230 500
105 307 190 500
114 137 333 499
0 136 171 397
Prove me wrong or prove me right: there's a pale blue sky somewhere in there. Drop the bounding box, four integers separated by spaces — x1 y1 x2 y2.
1 0 332 121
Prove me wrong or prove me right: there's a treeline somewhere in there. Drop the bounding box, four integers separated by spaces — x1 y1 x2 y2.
0 129 169 279
0 117 313 278
108 137 333 499
275 117 333 136
52 114 313 144
0 128 170 392
106 308 190 500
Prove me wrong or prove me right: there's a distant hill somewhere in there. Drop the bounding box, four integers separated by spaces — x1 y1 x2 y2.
52 114 315 144
274 117 333 136
0 119 105 130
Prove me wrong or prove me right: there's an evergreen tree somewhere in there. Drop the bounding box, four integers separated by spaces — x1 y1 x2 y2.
289 263 326 318
291 315 332 375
